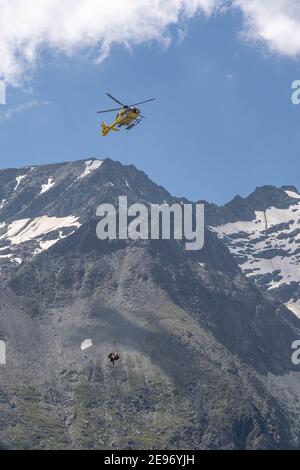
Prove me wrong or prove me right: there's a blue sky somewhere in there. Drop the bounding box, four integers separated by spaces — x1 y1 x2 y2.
0 2 300 204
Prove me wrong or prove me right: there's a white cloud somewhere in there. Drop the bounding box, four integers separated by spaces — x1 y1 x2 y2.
234 0 300 57
0 0 220 85
0 100 49 121
0 0 300 86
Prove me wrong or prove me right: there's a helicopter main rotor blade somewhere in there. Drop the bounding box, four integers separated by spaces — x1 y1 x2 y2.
130 98 156 107
106 93 127 107
97 107 124 114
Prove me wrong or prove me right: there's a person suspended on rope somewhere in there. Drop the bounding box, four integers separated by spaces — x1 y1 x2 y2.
108 341 120 365
108 351 120 365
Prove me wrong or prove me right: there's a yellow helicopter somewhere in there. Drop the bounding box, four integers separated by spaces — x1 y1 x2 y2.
97 93 155 136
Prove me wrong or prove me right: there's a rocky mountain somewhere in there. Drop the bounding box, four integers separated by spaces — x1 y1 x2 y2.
206 186 300 318
0 158 300 450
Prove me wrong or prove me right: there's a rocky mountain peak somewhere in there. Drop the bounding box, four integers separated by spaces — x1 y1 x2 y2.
209 184 300 318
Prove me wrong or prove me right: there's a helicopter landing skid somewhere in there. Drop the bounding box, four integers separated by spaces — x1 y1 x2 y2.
126 118 142 130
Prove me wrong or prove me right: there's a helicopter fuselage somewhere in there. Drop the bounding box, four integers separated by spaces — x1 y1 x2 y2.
98 93 155 136
101 107 141 136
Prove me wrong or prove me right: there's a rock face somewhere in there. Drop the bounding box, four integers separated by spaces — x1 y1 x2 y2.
0 158 300 450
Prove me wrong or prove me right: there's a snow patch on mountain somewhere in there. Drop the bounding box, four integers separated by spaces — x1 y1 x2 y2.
214 204 300 238
212 200 300 307
0 216 81 268
76 160 103 180
0 253 12 259
14 174 27 191
40 178 55 195
81 339 93 351
285 300 300 318
0 199 6 210
2 215 81 245
39 239 61 251
285 190 300 200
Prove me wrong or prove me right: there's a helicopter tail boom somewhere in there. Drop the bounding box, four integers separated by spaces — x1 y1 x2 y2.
101 122 119 136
